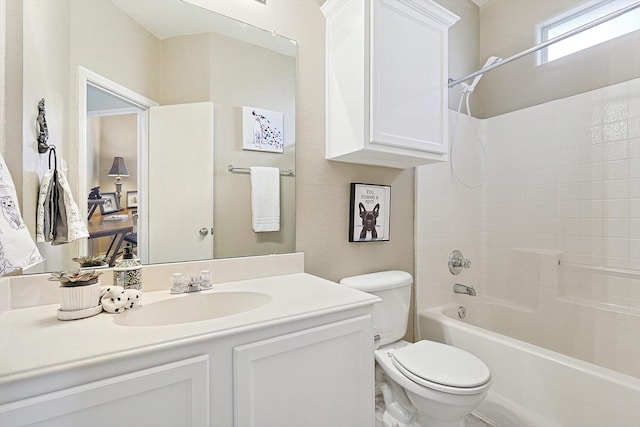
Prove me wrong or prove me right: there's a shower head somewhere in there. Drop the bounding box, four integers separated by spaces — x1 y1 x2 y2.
462 56 502 94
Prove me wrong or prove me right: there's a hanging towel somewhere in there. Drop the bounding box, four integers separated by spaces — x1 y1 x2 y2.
0 153 44 275
36 152 88 245
250 166 280 232
57 167 89 242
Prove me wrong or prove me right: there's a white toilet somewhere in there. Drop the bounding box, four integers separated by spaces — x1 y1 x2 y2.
340 271 490 427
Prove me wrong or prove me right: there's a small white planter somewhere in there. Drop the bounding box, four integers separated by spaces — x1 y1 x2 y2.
58 281 102 320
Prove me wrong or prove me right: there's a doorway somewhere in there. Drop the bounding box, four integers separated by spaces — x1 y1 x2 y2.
78 67 157 265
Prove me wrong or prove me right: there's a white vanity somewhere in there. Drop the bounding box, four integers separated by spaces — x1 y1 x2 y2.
0 254 379 427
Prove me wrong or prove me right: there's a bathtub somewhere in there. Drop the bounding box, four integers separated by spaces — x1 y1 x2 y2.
418 297 640 427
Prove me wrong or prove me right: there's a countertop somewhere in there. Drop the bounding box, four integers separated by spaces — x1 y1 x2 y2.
0 273 378 384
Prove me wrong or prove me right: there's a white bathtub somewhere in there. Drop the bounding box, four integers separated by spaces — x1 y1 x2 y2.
418 297 640 427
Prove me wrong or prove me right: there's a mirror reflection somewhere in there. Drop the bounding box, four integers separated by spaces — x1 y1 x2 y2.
21 0 296 274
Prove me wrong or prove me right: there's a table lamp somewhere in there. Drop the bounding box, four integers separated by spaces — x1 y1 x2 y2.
107 156 129 205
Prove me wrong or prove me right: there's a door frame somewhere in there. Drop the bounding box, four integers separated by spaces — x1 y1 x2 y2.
77 66 158 263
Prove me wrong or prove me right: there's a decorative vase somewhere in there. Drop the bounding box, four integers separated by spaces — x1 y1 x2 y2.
59 281 102 311
50 271 104 320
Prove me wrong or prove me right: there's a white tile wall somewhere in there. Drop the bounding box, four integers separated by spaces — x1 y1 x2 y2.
416 77 640 320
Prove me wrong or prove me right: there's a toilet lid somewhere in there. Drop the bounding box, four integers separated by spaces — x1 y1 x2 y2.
390 341 490 389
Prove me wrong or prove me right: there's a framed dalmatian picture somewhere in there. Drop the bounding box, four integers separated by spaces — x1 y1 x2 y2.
349 183 391 242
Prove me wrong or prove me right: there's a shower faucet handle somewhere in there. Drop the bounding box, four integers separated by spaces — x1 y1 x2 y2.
456 258 471 269
448 250 471 275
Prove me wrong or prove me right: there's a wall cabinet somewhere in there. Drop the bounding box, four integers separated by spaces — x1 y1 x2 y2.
323 0 459 169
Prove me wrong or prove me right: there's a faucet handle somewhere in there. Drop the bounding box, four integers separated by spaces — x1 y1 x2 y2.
455 258 471 269
448 250 471 275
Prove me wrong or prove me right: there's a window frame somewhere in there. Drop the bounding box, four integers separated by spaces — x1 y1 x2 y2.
537 0 640 65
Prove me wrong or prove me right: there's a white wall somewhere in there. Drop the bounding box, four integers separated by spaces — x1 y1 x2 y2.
417 0 640 322
417 77 640 324
483 78 640 312
415 112 483 309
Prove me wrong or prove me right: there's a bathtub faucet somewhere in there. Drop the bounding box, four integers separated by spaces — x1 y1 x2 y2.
453 283 476 296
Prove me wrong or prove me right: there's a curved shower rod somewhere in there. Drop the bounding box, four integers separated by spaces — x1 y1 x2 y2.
448 1 640 88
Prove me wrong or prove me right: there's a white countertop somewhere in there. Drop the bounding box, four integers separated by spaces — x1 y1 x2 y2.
0 273 378 384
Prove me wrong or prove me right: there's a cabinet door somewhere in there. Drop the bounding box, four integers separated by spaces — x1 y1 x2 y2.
233 316 374 427
0 356 209 427
370 0 450 155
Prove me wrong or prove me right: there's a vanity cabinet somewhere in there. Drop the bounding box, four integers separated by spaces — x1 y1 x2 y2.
322 0 459 169
233 316 372 427
0 315 374 427
0 356 210 426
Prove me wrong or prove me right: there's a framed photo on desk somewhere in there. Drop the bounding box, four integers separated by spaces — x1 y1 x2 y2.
126 191 138 209
99 192 120 215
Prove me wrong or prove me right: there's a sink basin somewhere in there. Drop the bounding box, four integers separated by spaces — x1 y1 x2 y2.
113 291 271 327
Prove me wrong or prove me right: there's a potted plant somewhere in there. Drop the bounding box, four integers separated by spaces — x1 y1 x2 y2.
50 270 103 320
71 255 108 270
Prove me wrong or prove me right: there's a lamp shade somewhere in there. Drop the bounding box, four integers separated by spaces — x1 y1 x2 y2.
107 157 129 177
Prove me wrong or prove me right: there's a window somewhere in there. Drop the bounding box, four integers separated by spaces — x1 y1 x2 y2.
538 0 640 64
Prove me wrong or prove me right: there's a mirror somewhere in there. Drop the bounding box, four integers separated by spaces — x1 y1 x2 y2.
20 0 296 274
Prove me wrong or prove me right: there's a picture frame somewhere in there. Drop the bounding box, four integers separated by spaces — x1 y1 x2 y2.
126 191 138 209
242 106 284 153
98 192 120 215
349 183 391 242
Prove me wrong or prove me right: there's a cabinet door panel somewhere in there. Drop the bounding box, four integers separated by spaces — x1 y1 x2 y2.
234 316 374 427
0 356 209 427
371 0 447 154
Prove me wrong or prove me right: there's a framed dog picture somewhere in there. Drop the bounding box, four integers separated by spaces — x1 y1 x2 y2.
349 183 391 242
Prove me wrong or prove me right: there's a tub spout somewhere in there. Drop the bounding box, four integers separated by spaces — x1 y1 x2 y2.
454 283 476 296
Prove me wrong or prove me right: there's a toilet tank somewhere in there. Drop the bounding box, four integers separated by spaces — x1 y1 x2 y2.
340 271 413 347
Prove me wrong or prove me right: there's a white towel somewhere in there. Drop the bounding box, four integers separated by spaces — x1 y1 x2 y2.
250 167 280 232
0 153 44 275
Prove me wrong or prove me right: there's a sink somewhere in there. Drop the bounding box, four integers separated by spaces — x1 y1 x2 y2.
113 291 271 327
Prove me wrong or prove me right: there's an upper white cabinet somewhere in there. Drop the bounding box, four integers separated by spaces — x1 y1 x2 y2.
323 0 459 169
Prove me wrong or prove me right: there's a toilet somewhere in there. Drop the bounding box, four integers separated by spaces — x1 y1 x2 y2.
340 271 490 427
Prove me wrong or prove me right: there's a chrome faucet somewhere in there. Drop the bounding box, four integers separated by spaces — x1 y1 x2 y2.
170 271 213 294
186 281 202 293
448 250 471 275
453 283 476 296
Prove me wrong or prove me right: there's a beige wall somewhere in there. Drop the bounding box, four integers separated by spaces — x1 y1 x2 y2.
2 0 23 204
158 32 296 258
3 0 415 283
96 114 138 204
475 0 640 118
435 0 480 111
12 0 159 272
206 33 296 258
180 0 416 283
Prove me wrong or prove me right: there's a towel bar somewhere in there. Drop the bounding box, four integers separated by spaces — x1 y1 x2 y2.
227 165 294 176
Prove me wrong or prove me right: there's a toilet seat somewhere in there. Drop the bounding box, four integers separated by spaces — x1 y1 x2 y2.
390 340 490 395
